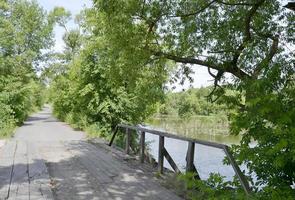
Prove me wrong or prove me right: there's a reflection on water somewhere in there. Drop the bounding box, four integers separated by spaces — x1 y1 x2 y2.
146 116 241 145
144 116 244 181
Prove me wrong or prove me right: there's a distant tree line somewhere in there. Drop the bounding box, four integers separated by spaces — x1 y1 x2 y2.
156 87 228 118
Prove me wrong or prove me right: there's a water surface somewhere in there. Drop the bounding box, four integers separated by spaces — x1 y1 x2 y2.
144 116 243 181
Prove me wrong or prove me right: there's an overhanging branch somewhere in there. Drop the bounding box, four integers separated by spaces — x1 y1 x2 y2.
232 0 265 66
253 35 279 77
168 0 217 18
152 51 251 80
216 0 254 6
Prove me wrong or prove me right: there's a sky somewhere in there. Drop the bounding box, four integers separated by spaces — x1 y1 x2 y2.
37 0 92 52
37 0 215 91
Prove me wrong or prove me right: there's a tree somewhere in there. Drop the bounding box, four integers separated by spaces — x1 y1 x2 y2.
92 0 295 193
0 0 58 136
48 6 71 32
48 5 169 137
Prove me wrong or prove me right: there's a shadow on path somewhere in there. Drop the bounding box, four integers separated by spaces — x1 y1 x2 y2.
0 106 182 200
42 141 182 200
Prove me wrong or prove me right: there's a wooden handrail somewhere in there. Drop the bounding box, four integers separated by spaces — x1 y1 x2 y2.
109 124 251 195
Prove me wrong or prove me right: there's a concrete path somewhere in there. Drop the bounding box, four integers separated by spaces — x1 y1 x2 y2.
0 106 182 200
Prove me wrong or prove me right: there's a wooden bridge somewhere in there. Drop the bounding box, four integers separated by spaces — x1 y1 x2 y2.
0 106 250 199
110 124 250 195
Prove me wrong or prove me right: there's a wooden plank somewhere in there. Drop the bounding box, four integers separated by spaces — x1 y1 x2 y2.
163 148 180 173
68 142 153 199
8 141 29 199
67 142 120 183
186 141 195 172
125 128 131 154
116 124 249 194
117 124 227 149
68 142 183 200
185 142 201 179
45 141 113 199
27 142 54 199
0 141 17 199
140 131 145 163
223 146 251 195
108 126 118 146
158 136 165 174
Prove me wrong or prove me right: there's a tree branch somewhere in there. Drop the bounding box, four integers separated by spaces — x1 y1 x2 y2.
253 35 279 77
152 51 251 80
168 0 254 19
216 0 255 6
208 67 217 78
232 0 265 69
208 49 236 54
168 0 217 18
245 0 265 41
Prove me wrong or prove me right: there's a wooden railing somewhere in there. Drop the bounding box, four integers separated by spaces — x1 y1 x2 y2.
109 124 251 195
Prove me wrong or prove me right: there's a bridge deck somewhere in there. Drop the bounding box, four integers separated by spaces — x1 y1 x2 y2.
0 107 182 200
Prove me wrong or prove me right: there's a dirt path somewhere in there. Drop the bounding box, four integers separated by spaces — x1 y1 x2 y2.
0 106 182 200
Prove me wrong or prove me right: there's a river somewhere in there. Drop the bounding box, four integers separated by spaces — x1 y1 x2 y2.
144 116 244 182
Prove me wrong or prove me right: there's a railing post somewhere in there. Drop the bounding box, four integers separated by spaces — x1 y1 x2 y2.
186 141 195 172
158 136 165 174
140 131 145 163
126 128 131 154
113 124 250 195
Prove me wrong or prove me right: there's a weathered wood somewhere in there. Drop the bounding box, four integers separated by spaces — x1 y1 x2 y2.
186 141 195 172
0 107 183 200
66 141 183 200
0 141 17 200
112 124 251 195
8 141 29 200
185 142 201 179
158 136 165 174
109 126 118 146
140 131 145 163
27 142 54 199
125 128 131 154
117 124 226 149
185 160 201 179
223 146 251 195
163 148 180 173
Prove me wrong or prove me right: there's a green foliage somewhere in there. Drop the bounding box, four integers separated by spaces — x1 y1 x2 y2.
0 77 45 123
46 0 294 196
156 87 228 118
178 173 247 200
0 102 15 137
90 0 295 194
0 0 56 137
179 172 295 199
229 73 295 190
48 6 71 28
49 15 168 137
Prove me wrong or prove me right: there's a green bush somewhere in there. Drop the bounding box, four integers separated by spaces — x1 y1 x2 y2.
177 173 247 200
0 102 15 137
0 78 46 137
178 172 295 200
